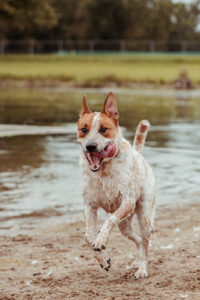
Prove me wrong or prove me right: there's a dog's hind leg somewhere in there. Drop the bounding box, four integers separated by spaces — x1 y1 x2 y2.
118 215 142 245
118 215 143 268
133 194 155 279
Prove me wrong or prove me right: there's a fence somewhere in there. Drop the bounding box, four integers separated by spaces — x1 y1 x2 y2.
1 39 200 54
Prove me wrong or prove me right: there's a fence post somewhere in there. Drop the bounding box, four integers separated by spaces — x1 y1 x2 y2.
0 40 5 55
57 40 63 52
1 39 199 54
89 40 94 54
149 40 155 52
120 40 125 52
181 40 187 52
29 40 35 55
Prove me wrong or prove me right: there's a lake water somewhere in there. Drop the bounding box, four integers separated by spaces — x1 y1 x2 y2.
0 88 200 235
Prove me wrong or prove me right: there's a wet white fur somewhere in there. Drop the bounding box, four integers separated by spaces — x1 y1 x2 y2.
78 116 156 279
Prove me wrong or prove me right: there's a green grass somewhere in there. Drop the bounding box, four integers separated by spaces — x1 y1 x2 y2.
1 54 200 86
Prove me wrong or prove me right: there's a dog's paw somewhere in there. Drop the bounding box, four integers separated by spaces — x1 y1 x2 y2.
93 243 106 252
100 258 111 272
133 268 148 280
93 250 111 272
93 231 109 252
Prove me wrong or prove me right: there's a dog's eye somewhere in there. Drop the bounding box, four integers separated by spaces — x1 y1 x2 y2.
100 127 107 133
81 128 87 133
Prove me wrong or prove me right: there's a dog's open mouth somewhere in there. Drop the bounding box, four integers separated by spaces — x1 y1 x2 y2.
85 143 116 172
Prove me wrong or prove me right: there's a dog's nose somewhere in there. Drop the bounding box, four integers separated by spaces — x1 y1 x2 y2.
86 143 97 152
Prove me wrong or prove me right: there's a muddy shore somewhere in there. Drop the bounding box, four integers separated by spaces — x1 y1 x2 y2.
0 202 200 300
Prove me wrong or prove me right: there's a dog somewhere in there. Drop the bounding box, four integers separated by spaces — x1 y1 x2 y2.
77 92 156 279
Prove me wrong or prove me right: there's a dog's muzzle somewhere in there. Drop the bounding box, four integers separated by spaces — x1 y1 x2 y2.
84 143 116 172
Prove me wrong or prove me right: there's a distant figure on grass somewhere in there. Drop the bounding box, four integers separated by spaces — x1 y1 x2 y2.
174 70 193 90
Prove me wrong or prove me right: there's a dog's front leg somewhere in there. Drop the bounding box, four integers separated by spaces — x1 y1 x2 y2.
93 198 135 251
84 203 97 247
84 203 111 271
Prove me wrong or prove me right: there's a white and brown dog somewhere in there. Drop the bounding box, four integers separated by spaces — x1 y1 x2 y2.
77 92 156 279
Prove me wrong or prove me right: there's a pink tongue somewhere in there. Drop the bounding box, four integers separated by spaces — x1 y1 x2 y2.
87 144 116 171
96 143 116 158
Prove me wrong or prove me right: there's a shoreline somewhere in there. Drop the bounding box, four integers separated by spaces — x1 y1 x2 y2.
0 78 200 90
0 202 199 299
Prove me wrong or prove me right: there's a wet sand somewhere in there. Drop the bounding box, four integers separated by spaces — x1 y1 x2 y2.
0 203 200 300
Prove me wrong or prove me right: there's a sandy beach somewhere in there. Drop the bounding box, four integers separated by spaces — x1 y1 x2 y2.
0 202 199 300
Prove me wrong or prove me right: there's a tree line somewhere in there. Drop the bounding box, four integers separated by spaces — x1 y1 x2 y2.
0 0 200 40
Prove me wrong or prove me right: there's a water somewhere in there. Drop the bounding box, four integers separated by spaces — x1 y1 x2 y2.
0 88 200 234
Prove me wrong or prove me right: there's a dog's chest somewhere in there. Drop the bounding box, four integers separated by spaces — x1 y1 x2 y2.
94 174 122 213
82 148 144 212
99 191 122 213
86 161 130 213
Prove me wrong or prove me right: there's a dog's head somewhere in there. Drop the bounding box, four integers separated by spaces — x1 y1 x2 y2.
77 92 121 172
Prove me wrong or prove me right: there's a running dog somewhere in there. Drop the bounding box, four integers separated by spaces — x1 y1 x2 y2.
77 92 155 279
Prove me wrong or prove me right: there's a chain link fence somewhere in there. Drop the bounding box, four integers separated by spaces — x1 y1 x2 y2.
0 40 200 54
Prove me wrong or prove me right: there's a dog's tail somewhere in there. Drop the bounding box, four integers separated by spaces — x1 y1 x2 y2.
133 120 150 154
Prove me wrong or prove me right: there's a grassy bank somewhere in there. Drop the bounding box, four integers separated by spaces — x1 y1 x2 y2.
0 54 200 87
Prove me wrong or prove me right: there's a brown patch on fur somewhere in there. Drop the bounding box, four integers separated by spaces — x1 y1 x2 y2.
133 120 150 154
140 123 148 133
136 133 143 145
99 113 118 139
77 113 96 138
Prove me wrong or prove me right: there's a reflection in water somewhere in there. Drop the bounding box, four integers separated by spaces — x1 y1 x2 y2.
0 135 46 171
0 88 200 125
0 134 82 233
0 88 200 234
175 97 200 122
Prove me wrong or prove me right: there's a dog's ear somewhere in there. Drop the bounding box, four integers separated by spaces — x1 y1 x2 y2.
102 92 118 121
80 95 92 117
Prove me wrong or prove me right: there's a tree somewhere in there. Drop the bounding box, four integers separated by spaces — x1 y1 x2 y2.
170 2 199 40
0 0 58 39
85 0 128 39
0 0 199 41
